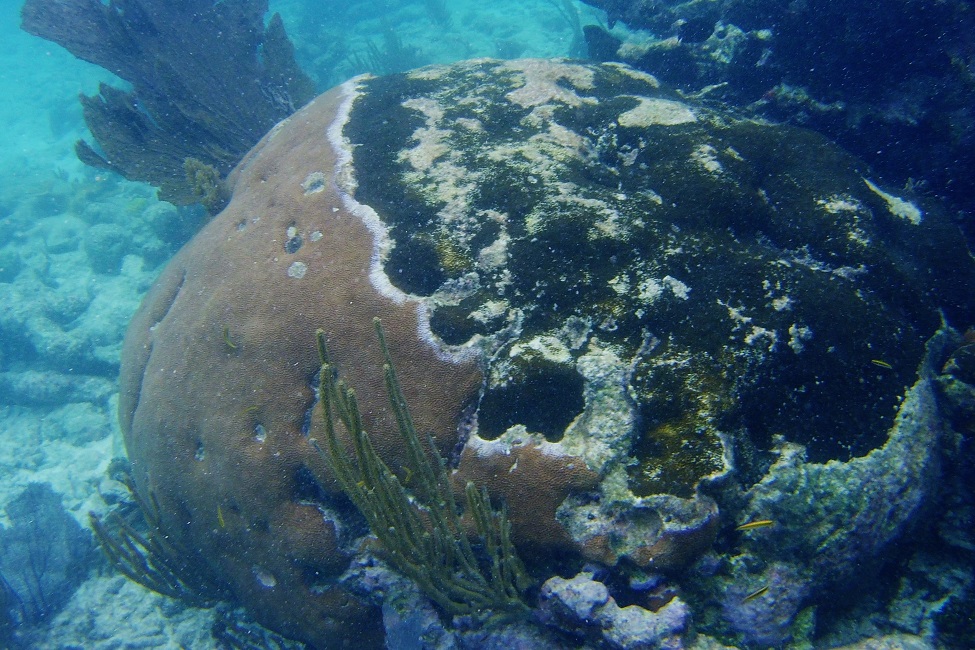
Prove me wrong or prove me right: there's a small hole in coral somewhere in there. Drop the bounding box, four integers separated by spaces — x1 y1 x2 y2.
253 566 277 588
293 465 329 503
284 225 303 253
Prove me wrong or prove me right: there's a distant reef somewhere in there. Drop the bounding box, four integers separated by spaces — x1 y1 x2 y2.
581 0 975 244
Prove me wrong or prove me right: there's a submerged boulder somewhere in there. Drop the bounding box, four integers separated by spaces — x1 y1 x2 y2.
118 59 974 647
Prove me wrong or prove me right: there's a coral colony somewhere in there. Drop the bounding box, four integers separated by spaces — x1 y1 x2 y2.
114 59 973 647
6 0 975 647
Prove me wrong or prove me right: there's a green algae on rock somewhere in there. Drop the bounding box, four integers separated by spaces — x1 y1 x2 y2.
339 58 967 480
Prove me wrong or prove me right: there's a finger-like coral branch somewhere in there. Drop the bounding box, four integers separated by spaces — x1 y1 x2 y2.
89 477 227 607
312 318 532 621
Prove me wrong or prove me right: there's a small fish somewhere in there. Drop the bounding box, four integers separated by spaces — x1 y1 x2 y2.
870 359 893 369
743 585 769 602
223 326 238 350
242 405 260 415
736 519 774 531
217 504 226 528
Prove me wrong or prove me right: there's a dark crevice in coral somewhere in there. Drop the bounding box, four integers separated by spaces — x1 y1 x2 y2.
293 465 329 505
478 362 586 442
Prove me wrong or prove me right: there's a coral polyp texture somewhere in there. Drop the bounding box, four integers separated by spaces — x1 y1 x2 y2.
118 59 975 647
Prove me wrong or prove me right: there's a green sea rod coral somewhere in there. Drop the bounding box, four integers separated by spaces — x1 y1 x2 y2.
89 471 227 607
313 318 532 621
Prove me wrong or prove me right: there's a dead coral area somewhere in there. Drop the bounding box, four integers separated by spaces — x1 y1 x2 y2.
20 0 315 208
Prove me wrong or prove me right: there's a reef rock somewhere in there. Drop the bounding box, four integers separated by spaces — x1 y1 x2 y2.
118 59 975 647
538 572 689 648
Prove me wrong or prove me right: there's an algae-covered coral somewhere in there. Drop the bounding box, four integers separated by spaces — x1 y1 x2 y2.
578 0 975 250
116 59 975 648
344 59 967 469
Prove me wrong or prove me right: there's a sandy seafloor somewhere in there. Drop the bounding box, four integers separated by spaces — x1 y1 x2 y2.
0 0 612 646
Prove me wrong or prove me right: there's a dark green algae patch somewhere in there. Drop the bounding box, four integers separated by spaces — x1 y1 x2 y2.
343 58 973 497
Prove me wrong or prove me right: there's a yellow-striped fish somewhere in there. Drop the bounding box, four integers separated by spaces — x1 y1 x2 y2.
870 359 893 369
217 504 226 528
743 585 769 602
223 326 237 350
736 519 774 531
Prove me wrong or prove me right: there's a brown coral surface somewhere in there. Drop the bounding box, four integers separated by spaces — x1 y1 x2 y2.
118 86 482 648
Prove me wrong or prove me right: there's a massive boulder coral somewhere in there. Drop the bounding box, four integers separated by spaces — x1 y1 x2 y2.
118 59 975 647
